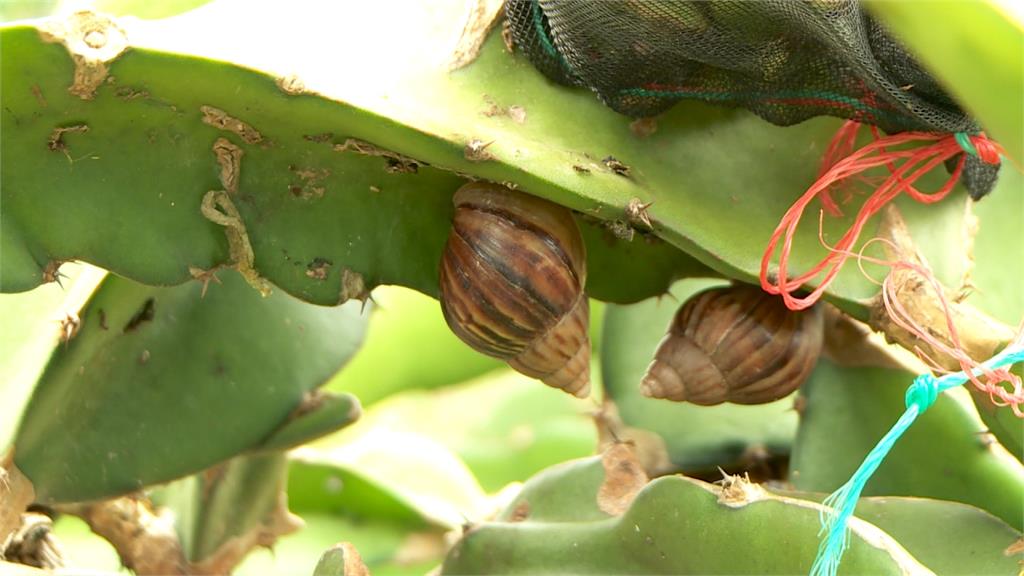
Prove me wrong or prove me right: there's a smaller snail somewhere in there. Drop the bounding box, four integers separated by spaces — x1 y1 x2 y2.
439 182 590 397
641 284 823 405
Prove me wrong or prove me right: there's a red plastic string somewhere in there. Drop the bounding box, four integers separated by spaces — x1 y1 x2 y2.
815 120 862 216
760 121 1003 311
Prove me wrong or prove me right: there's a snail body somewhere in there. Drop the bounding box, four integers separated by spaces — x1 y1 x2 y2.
641 285 823 405
439 182 590 397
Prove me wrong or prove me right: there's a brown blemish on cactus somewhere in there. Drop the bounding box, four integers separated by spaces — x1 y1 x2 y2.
605 220 635 241
508 501 530 522
508 106 527 124
481 97 502 117
868 205 1012 371
199 190 272 297
594 401 674 476
716 471 764 508
47 124 89 154
306 258 332 281
303 133 333 144
41 260 65 284
449 0 505 70
602 156 631 177
287 165 329 200
629 117 658 138
191 137 268 294
464 138 494 162
275 74 307 95
625 198 654 229
384 158 418 174
596 443 648 516
1 454 38 547
59 312 81 344
39 11 128 100
334 138 420 174
123 298 155 333
213 138 243 194
338 269 369 306
114 85 150 101
31 85 47 108
200 106 264 145
188 267 223 298
481 96 527 124
286 390 327 421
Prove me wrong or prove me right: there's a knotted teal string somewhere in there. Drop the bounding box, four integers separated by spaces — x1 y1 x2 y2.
810 345 1024 576
954 132 979 156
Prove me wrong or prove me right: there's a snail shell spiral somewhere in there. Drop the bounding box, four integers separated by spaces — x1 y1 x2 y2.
439 182 590 397
641 285 823 405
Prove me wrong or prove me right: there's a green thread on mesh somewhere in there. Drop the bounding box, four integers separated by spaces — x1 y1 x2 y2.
620 87 909 125
530 0 571 71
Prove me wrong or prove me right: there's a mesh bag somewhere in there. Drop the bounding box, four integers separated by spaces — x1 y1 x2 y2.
506 0 999 199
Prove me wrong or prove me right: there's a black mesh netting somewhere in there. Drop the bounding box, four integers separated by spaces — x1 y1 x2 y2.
505 0 999 198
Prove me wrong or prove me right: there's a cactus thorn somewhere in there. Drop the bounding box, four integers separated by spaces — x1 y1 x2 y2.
189 266 223 298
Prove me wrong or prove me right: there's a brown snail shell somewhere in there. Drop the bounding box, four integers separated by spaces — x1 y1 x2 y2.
439 182 590 397
641 285 823 405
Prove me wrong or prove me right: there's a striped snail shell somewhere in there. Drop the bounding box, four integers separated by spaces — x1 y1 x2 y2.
439 182 591 397
641 285 823 405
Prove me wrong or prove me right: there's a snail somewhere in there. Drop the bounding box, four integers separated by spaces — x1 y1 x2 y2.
641 284 823 405
439 182 591 397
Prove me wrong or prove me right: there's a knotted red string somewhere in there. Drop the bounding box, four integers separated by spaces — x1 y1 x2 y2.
810 227 1024 416
881 257 1024 417
759 120 1002 311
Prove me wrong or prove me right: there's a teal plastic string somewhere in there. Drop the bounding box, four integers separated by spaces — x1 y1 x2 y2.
810 345 1024 576
954 132 979 156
